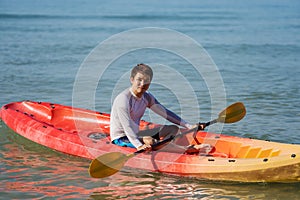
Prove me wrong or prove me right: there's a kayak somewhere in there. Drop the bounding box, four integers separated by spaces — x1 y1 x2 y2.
1 100 300 182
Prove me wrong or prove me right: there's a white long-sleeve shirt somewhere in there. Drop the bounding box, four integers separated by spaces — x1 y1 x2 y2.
110 87 192 148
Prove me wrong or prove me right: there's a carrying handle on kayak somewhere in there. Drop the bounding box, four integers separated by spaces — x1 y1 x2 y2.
88 102 246 178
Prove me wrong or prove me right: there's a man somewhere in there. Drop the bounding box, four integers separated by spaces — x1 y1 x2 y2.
110 63 211 153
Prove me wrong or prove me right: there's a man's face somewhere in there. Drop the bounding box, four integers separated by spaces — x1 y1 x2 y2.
130 72 151 97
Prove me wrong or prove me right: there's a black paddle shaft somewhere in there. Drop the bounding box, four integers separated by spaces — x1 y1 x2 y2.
205 119 218 127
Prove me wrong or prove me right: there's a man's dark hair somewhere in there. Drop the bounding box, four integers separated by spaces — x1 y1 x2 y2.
131 63 153 80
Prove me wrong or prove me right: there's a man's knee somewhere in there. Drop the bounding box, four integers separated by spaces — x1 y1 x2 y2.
169 125 179 133
161 125 179 136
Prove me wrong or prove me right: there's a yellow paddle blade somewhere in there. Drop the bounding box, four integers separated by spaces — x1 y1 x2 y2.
218 102 246 123
89 152 133 178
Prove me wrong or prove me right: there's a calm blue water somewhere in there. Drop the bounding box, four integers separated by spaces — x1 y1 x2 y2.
1 0 300 199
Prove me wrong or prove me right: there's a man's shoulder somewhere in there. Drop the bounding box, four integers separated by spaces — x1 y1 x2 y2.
143 91 157 105
143 91 153 99
114 88 131 102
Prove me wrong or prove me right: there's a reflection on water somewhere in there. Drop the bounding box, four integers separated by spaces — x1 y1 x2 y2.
1 124 300 199
89 172 300 200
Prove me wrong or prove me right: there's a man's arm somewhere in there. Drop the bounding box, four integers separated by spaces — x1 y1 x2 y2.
146 93 192 128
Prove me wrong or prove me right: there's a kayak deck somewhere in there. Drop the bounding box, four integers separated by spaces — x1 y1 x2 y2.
1 100 300 182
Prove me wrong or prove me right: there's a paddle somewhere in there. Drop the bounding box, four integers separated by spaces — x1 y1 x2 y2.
89 102 246 178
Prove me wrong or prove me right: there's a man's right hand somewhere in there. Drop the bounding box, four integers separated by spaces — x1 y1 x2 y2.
137 143 152 151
